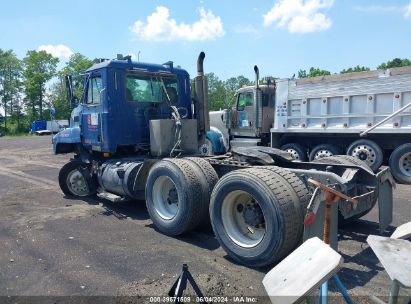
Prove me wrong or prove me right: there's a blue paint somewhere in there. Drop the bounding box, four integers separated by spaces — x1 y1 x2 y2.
333 274 352 304
320 281 328 304
31 120 47 133
52 127 81 153
54 59 191 155
207 129 226 153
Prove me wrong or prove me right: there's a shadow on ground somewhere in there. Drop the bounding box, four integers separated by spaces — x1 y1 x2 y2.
327 219 397 291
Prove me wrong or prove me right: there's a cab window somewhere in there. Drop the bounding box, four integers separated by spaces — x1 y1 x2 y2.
237 92 254 111
87 76 102 104
125 75 179 104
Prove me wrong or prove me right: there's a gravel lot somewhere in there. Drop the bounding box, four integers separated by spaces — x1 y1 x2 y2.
0 136 410 303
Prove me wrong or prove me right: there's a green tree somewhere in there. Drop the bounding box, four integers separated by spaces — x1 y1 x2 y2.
224 76 252 106
206 72 227 110
298 67 331 78
298 69 307 78
60 53 94 102
341 65 370 74
49 53 94 119
0 49 23 132
378 58 411 69
23 50 59 120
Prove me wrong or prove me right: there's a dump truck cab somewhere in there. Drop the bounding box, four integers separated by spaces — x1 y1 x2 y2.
53 57 192 156
229 83 275 146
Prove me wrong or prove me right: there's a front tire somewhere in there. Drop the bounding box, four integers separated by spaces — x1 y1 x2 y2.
58 160 97 197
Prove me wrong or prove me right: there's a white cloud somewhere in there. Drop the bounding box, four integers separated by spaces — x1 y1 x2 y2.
129 6 225 42
405 3 411 18
263 0 334 33
37 44 73 60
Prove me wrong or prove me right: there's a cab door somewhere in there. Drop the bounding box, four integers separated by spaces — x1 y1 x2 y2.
80 74 104 151
231 90 257 137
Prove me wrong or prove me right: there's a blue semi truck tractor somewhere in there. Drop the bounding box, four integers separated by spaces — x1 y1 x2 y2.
53 52 394 267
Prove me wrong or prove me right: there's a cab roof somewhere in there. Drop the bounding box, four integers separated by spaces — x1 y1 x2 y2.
86 59 190 77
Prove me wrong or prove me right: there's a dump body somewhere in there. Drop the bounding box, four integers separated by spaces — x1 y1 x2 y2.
273 66 411 134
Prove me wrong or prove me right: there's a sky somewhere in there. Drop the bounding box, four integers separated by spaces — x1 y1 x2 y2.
0 0 411 81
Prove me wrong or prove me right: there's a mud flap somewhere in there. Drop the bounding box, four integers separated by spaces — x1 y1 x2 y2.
376 168 394 233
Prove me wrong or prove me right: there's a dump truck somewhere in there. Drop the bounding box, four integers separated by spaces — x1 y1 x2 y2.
53 53 394 267
211 66 411 184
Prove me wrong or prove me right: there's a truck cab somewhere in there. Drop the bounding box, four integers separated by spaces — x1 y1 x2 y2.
228 83 275 146
53 57 192 156
216 66 276 149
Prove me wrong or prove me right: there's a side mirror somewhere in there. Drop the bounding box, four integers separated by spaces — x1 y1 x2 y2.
71 97 79 109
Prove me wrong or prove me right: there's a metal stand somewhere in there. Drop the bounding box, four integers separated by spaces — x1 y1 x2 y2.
168 264 206 303
308 179 354 304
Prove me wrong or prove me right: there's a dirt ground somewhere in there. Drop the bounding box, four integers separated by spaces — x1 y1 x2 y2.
0 136 410 303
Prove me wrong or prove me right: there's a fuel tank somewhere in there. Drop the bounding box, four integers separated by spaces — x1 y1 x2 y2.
97 159 143 198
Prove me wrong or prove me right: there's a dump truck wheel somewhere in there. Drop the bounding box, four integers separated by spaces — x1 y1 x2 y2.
389 143 411 184
145 159 204 236
281 143 307 161
312 155 377 223
309 144 341 161
210 168 301 267
346 139 383 172
58 160 97 197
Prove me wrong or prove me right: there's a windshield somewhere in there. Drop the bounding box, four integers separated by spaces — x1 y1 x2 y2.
125 75 179 104
237 91 254 111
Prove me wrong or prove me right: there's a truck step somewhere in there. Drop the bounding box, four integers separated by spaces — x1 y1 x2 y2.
97 191 128 203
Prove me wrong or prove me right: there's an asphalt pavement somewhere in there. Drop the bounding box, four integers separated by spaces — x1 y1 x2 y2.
0 136 410 303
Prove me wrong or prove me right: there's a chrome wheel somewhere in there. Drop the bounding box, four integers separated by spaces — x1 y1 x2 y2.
221 190 266 248
350 144 377 167
285 148 301 160
313 149 334 160
67 169 89 197
152 176 179 220
399 152 411 177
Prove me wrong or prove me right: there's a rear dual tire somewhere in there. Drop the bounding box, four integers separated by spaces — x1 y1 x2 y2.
209 167 307 267
145 158 218 236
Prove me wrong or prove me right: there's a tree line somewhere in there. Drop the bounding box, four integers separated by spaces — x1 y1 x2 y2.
0 49 94 134
0 48 410 135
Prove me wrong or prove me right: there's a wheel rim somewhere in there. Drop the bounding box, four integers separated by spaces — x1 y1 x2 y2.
221 190 266 248
152 176 179 220
350 145 377 167
67 169 89 197
314 149 334 160
399 152 411 177
200 139 213 156
285 148 301 160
